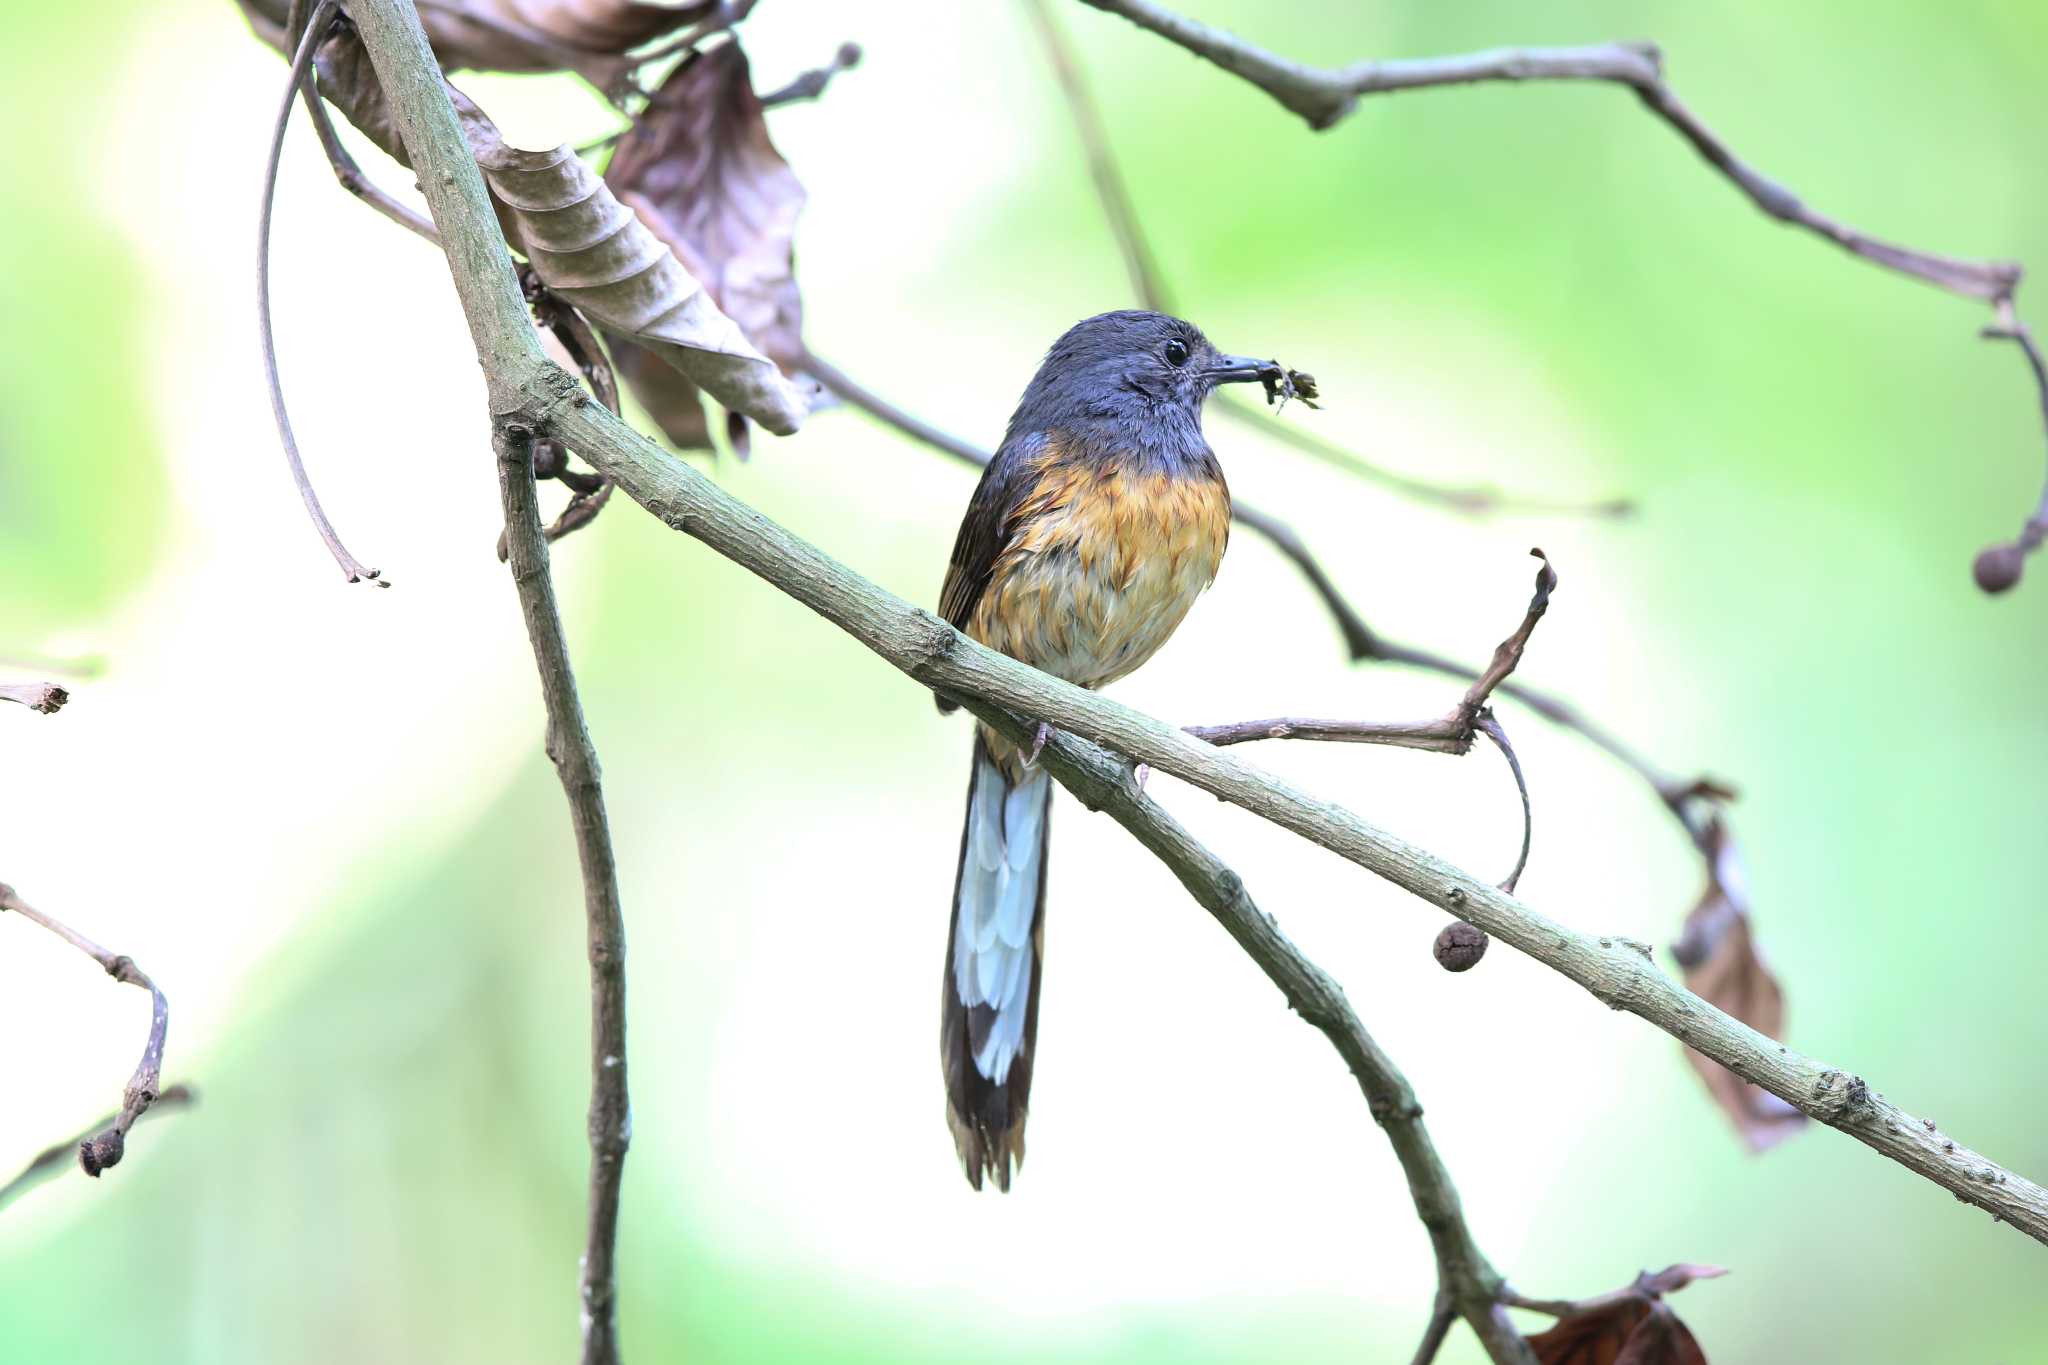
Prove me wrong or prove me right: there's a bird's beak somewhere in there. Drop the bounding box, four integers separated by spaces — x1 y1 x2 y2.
1200 354 1273 387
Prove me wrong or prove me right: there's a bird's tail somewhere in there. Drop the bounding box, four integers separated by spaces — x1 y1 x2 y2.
941 731 1051 1191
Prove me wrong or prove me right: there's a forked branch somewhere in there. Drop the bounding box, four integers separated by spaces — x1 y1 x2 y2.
0 884 176 1184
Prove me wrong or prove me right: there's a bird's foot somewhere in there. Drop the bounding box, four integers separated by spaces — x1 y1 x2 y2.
1023 720 1054 769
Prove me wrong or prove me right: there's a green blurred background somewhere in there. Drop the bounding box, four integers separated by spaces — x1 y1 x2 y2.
3 1 2046 1360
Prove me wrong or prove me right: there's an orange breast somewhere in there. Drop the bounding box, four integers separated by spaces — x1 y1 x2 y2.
967 455 1230 693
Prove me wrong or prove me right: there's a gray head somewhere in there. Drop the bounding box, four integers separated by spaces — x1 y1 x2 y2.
1005 310 1271 443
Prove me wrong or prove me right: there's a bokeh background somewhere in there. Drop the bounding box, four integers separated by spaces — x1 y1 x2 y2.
4 1 2047 1360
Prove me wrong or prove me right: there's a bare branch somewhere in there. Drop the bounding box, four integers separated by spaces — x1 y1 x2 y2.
0 682 69 714
1975 299 2048 593
0 885 176 1182
1216 399 1636 519
1068 0 2011 299
966 707 1533 1364
1410 1291 1457 1365
301 51 440 243
0 1086 197 1214
627 0 759 70
1189 550 1554 758
492 421 632 1365
260 0 388 586
757 41 862 109
1021 0 1628 520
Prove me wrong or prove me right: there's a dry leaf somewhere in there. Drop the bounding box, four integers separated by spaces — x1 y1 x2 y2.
609 337 712 447
1529 1265 1725 1365
1672 818 1807 1152
417 0 715 78
480 141 806 434
607 40 808 368
240 0 714 85
239 11 805 436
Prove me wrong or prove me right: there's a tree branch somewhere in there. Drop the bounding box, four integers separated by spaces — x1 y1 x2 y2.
1063 0 2003 299
493 422 632 1365
1975 298 2048 592
349 0 2048 1284
0 682 69 714
757 41 862 109
0 885 175 1181
260 0 388 586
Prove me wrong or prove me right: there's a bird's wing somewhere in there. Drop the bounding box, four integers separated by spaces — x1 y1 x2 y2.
939 430 1051 632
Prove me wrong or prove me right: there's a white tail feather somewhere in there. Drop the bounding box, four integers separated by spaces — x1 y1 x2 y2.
953 747 1049 1086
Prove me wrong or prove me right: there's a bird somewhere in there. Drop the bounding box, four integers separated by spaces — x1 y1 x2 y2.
935 309 1278 1190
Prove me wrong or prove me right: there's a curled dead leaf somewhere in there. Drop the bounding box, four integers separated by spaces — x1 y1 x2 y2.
604 39 808 442
480 141 806 434
1673 818 1806 1152
1527 1264 1726 1365
609 338 712 448
607 40 807 368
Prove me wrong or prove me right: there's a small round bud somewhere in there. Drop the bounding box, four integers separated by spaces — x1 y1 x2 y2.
1973 542 2025 594
1434 921 1489 972
79 1129 125 1178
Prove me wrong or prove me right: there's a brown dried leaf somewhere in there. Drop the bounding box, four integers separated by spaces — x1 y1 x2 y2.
480 142 806 434
607 40 807 368
240 0 714 84
1673 819 1807 1152
1529 1265 1725 1365
610 338 713 447
417 0 716 77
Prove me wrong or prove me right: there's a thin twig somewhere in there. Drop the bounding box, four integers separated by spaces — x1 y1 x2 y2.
0 1086 197 1214
1018 0 1171 309
1216 399 1636 519
964 707 1534 1364
1189 551 1554 758
0 682 69 714
1475 715 1532 894
493 423 631 1365
260 0 388 586
1410 1290 1458 1365
1067 0 2004 299
1020 0 1632 520
0 885 174 1181
1975 299 2048 591
757 41 862 108
301 53 441 243
628 0 759 69
1187 552 1551 900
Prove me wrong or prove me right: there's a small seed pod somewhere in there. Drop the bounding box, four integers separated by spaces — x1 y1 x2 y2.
78 1128 125 1178
1434 920 1489 972
1973 542 2025 594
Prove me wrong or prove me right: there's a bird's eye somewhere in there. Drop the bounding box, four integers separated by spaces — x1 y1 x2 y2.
1164 339 1190 368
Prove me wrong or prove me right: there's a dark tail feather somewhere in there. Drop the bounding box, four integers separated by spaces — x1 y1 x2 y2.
941 732 1051 1191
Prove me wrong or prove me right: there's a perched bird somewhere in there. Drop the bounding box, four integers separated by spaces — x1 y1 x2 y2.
935 309 1277 1190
